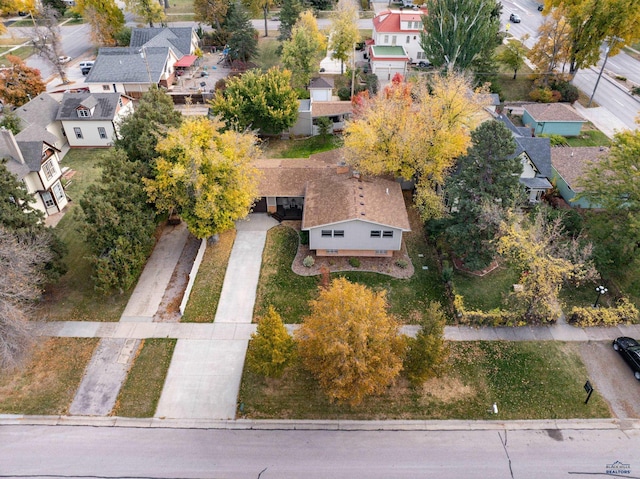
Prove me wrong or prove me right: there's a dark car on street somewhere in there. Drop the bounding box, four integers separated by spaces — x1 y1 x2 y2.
613 337 640 380
509 13 521 23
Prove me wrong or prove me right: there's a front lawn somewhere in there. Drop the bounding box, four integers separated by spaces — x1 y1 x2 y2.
564 127 611 147
182 230 236 323
39 149 132 321
113 339 176 417
237 341 610 420
452 265 520 311
0 338 98 415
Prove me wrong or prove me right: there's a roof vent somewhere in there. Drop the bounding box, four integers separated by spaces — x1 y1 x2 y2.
360 212 366 216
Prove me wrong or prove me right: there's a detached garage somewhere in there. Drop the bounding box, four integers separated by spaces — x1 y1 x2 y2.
368 45 410 82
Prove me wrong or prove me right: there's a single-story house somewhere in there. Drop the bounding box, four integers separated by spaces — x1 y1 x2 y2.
551 146 608 208
129 27 200 58
302 174 411 257
309 77 334 101
367 45 410 82
522 103 586 137
14 93 67 149
290 99 353 136
0 127 68 217
56 92 134 147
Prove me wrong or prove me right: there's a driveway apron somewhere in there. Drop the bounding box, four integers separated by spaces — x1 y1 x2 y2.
155 214 278 420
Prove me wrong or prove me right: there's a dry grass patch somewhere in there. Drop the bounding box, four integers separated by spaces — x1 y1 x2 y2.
0 338 98 415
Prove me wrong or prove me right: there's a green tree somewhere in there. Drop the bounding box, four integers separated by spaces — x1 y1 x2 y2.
420 0 501 72
244 0 274 37
73 0 125 46
328 0 359 74
124 0 166 27
281 23 322 88
576 128 640 268
114 85 182 176
548 0 640 76
496 38 528 79
78 150 157 294
246 305 296 378
296 277 404 406
0 55 45 107
444 120 522 270
527 7 572 85
403 302 449 387
225 1 258 62
210 67 299 135
194 0 228 29
0 111 21 134
144 117 261 239
278 0 303 41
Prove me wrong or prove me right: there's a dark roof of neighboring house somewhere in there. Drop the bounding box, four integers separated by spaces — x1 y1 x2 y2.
302 175 411 231
551 146 609 191
56 92 122 121
15 124 59 171
129 27 195 57
309 77 334 89
312 101 353 118
522 103 586 122
85 47 169 84
495 114 552 178
14 93 60 129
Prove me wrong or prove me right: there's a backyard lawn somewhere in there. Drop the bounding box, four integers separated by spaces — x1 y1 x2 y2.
238 341 610 420
263 136 344 159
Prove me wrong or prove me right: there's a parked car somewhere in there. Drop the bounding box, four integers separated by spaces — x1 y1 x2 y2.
79 60 94 76
537 3 544 11
417 60 430 68
58 56 71 64
509 13 521 23
613 337 640 380
200 71 209 77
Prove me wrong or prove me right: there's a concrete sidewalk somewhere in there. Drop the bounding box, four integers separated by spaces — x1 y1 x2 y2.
573 103 630 139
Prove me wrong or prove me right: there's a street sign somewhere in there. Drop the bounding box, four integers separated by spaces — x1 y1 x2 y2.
584 380 594 404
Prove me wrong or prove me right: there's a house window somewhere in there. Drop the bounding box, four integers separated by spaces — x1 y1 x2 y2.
375 250 388 255
98 127 107 139
406 36 410 44
333 230 344 237
326 249 339 254
321 230 332 237
118 97 123 108
77 108 90 118
371 230 381 238
52 182 65 202
41 160 56 181
73 127 83 139
391 35 397 45
382 231 394 238
102 84 110 91
41 191 55 208
417 51 426 59
384 35 389 44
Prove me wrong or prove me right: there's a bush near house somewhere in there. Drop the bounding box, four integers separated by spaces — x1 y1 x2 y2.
567 298 640 326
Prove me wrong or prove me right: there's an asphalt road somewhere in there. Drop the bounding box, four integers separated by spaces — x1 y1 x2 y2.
1 425 639 478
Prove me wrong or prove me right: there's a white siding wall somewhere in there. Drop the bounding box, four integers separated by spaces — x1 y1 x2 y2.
45 122 68 148
310 88 332 102
520 154 537 179
370 60 407 81
308 219 403 251
88 82 126 93
62 120 116 147
290 110 313 136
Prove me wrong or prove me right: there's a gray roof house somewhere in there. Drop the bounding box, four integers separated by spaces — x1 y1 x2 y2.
56 92 135 147
13 93 66 149
84 46 177 96
130 27 199 58
0 126 68 217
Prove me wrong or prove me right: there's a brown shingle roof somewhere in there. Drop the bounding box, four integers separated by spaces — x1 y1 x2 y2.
302 175 410 231
551 146 609 191
523 103 586 122
311 101 353 118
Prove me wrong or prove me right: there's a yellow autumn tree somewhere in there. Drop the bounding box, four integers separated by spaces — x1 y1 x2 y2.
527 7 572 85
246 306 296 378
296 277 404 406
344 73 489 220
144 117 261 239
297 10 327 55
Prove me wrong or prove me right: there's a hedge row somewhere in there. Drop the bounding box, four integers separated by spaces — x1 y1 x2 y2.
567 299 640 327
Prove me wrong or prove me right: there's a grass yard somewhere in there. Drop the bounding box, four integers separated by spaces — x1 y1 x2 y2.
182 230 236 322
113 339 176 417
452 265 520 312
564 126 611 147
238 341 610 420
253 226 320 323
263 136 344 159
164 0 194 14
0 45 33 60
0 338 98 415
38 149 131 321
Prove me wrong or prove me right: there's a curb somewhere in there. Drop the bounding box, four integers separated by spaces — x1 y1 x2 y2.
0 415 637 431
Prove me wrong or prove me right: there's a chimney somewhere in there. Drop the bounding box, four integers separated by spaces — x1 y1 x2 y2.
0 128 24 165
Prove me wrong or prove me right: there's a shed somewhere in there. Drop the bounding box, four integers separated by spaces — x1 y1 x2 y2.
522 103 586 137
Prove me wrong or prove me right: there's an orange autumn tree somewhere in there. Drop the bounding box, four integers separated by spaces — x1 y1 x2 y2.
0 55 45 107
344 72 489 220
296 277 404 406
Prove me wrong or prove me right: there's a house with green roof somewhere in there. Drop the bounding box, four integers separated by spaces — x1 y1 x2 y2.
367 45 410 82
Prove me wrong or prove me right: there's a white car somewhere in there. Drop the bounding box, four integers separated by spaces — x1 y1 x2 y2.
58 56 71 64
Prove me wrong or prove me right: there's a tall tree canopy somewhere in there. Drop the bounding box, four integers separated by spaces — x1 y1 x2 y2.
296 277 404 406
0 55 45 107
445 120 522 270
344 73 489 220
246 305 296 378
210 67 299 135
124 0 165 27
30 6 70 83
328 0 359 74
421 0 501 72
73 0 125 46
194 0 228 29
225 1 258 62
145 117 261 238
548 0 640 75
281 17 324 88
528 6 572 84
496 38 528 80
277 0 303 41
114 85 183 176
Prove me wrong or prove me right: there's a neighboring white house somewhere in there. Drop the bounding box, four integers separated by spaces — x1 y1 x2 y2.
56 92 134 147
0 127 68 217
14 93 67 149
371 8 427 64
368 45 410 82
302 175 411 257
